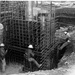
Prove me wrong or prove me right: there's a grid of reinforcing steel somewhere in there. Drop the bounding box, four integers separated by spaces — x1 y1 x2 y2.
0 1 57 71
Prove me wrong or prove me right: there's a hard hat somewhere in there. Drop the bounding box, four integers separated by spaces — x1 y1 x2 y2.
28 45 33 48
0 23 4 29
67 40 70 43
0 43 4 47
64 32 67 34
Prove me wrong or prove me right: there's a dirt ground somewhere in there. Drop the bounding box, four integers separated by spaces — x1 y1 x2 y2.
1 52 75 75
0 63 22 75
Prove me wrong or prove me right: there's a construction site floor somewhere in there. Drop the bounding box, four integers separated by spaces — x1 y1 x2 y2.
1 52 75 75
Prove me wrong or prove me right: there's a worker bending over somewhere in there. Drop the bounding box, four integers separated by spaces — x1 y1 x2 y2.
58 31 73 61
24 45 42 68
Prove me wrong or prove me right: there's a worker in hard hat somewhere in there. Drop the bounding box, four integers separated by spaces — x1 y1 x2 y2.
0 23 7 72
57 31 71 51
24 45 42 68
57 31 74 65
0 43 7 72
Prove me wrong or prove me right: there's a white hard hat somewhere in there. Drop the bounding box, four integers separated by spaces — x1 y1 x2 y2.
0 23 4 29
67 40 70 43
28 45 33 48
64 32 67 34
0 43 4 47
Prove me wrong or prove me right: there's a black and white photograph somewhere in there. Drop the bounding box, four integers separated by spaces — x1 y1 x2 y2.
0 0 75 75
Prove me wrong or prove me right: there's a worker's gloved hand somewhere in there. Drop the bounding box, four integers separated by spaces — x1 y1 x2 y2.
24 53 28 59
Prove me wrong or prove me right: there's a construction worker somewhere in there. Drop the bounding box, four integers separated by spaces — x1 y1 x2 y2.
24 45 42 68
0 43 7 72
64 30 75 53
0 23 5 72
19 45 42 72
58 31 74 65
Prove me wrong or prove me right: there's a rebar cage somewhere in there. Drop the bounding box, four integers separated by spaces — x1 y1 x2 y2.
0 1 56 71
